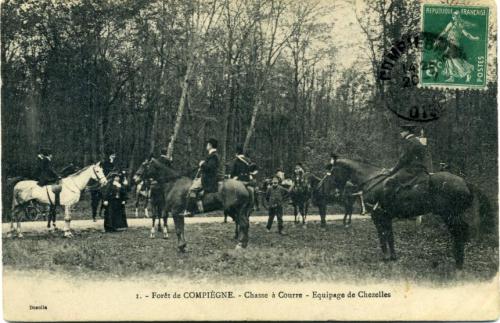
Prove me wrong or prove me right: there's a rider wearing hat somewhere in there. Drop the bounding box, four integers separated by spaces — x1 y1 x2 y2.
382 124 428 203
35 147 62 207
230 144 257 183
185 138 220 214
291 162 306 191
102 148 117 176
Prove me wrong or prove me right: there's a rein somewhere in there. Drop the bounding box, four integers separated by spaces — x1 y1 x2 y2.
358 173 388 193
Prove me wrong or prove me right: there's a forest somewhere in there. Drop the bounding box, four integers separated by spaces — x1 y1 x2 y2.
1 0 497 197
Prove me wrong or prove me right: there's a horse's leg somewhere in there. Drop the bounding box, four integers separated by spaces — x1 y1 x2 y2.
144 195 150 218
51 205 58 229
150 208 156 239
386 217 397 261
304 201 309 224
16 209 23 238
173 211 187 252
47 205 52 228
236 205 249 249
293 204 298 224
162 211 169 239
300 202 306 226
135 195 140 218
443 213 467 269
318 202 327 228
63 205 73 238
254 192 260 211
8 208 16 238
371 210 389 260
48 206 55 231
234 220 239 240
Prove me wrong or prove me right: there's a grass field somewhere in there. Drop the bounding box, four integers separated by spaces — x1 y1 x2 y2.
3 214 498 283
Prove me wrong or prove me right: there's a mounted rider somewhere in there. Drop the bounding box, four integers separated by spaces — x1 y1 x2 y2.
185 138 220 214
231 144 257 184
382 124 428 205
34 147 62 207
292 163 306 186
275 168 285 184
102 148 117 176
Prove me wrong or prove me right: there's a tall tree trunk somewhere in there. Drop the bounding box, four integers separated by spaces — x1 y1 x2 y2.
166 61 193 160
149 108 158 155
243 93 262 152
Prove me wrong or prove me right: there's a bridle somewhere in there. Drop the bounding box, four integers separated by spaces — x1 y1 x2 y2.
92 165 105 183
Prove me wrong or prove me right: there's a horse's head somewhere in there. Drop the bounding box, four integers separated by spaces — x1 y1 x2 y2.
92 162 108 186
328 159 352 190
133 160 149 184
143 158 179 182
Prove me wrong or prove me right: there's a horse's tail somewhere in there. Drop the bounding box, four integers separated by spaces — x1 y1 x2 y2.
466 182 496 237
9 178 25 209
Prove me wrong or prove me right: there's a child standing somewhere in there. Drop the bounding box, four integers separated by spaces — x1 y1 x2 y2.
265 176 289 235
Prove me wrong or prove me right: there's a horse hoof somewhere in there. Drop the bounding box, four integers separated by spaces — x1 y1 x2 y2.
64 231 73 238
163 234 169 240
235 244 243 250
17 232 24 238
6 231 14 238
178 245 187 253
150 234 155 239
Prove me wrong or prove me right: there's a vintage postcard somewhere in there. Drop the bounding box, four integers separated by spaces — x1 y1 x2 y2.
1 0 498 321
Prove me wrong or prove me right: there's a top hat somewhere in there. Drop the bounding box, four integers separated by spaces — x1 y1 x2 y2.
207 138 218 149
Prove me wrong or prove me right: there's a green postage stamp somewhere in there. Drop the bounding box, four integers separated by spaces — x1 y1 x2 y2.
420 4 489 89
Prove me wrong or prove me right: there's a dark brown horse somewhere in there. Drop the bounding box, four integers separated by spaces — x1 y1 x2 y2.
308 174 361 228
329 158 493 268
141 158 253 252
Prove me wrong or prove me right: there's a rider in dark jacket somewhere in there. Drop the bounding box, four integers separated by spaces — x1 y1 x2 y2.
184 138 220 215
231 144 255 183
102 150 117 176
200 138 220 193
383 125 427 202
35 147 62 207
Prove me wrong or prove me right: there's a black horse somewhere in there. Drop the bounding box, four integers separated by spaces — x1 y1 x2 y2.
282 176 312 226
308 174 362 228
329 158 493 268
140 158 253 251
134 161 168 239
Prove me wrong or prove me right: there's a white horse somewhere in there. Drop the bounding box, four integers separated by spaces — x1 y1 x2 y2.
9 162 107 238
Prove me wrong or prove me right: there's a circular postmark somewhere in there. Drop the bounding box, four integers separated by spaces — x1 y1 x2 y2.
379 32 446 122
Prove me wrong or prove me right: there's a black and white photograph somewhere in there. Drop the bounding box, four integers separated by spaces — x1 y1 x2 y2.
1 0 498 320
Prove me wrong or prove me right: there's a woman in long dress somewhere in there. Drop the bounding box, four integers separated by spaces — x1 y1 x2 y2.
434 10 480 82
103 172 128 232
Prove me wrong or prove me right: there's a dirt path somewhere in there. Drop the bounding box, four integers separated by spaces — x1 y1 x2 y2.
2 213 366 233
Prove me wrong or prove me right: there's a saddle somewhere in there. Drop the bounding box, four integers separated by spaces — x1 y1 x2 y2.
384 174 431 217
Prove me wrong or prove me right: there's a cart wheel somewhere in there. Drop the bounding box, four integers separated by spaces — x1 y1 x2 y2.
24 204 38 221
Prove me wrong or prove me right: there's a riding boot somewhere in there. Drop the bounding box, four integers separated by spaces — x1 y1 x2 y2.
55 191 61 209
